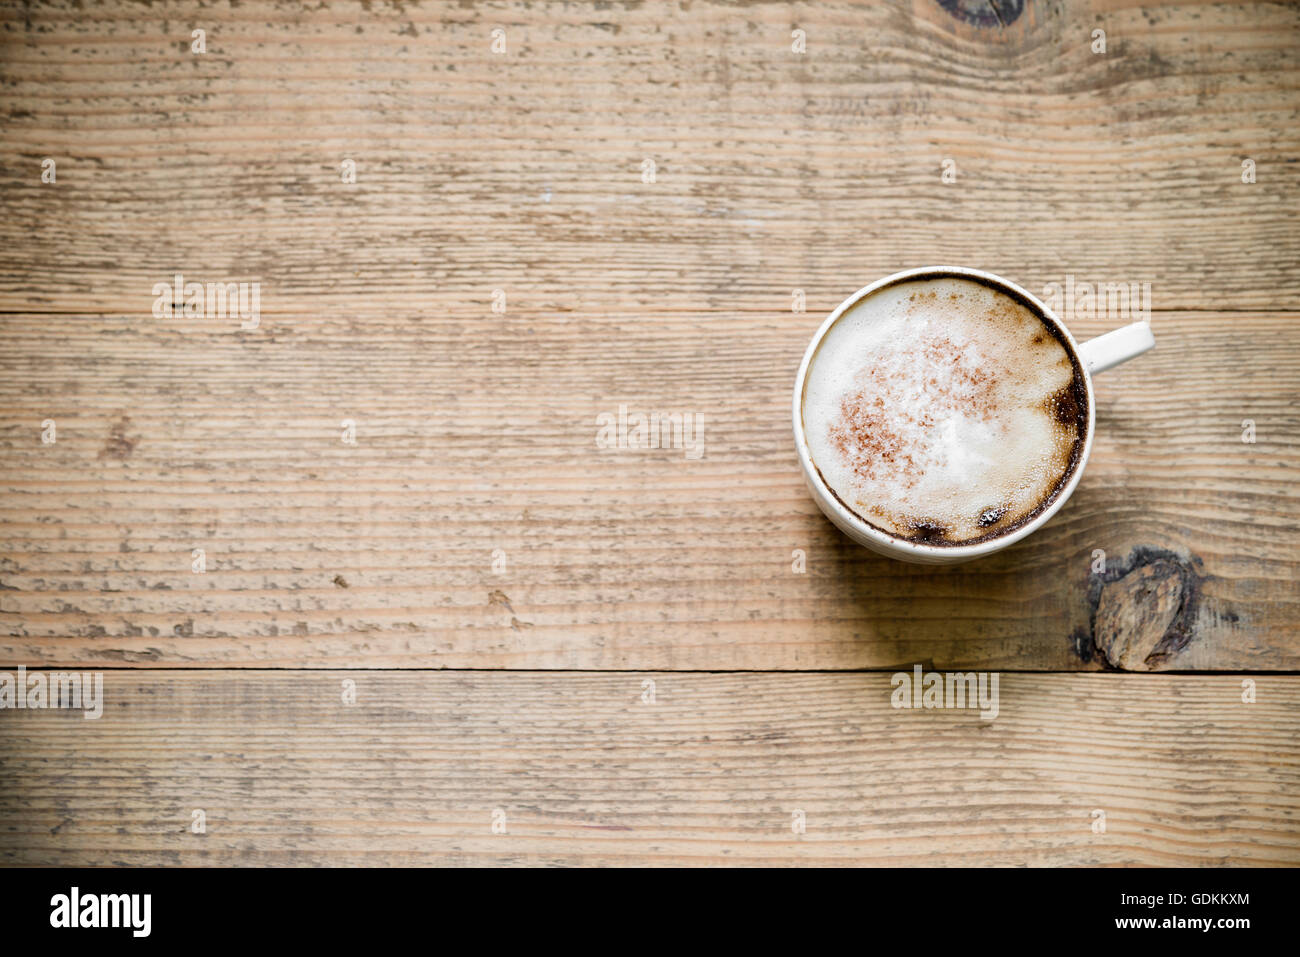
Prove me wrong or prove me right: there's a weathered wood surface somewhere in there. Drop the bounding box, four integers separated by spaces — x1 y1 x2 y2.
1 0 1298 670
1 671 1295 866
0 308 1295 670
0 0 1297 869
1 1 1299 314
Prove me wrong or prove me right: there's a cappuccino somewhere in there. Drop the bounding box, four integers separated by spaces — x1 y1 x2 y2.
801 276 1087 546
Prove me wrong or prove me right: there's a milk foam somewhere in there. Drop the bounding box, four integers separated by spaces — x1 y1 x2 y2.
802 277 1084 545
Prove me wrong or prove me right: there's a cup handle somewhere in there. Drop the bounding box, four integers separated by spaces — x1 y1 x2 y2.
1076 321 1155 375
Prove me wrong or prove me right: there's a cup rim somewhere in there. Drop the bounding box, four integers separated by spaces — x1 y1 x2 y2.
791 266 1097 559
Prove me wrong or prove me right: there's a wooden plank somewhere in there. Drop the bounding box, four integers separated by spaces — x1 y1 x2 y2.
0 670 1295 866
0 1 1298 314
1 310 1295 670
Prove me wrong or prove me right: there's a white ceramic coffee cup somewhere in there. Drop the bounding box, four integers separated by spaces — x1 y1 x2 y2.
792 266 1155 564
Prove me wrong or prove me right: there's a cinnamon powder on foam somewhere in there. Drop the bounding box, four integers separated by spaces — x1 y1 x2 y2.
828 330 999 491
804 280 1081 544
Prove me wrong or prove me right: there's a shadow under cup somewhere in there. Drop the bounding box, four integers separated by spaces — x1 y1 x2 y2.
793 267 1096 564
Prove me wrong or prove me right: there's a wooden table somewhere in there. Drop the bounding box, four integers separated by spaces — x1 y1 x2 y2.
1 0 1297 866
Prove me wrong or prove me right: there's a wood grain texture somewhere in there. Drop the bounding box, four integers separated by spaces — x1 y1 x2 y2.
0 1 1297 671
0 308 1295 669
0 0 1297 871
0 0 1298 315
1 671 1296 866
